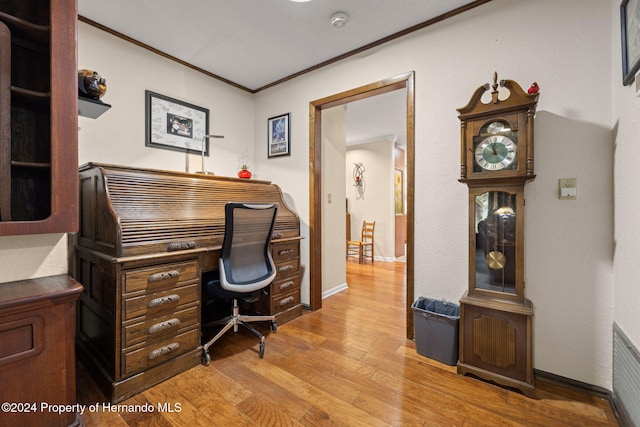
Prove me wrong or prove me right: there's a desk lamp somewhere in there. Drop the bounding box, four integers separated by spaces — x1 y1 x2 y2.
197 134 224 174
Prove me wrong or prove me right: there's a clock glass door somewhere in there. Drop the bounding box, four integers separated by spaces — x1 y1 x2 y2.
474 190 517 294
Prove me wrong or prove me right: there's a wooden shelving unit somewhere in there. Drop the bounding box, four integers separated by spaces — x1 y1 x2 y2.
0 0 78 236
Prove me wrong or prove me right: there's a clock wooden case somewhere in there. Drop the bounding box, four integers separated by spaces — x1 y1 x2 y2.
458 72 537 186
456 73 538 398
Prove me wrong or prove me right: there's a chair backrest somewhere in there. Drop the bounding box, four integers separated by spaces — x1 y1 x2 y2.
362 221 375 243
219 202 278 293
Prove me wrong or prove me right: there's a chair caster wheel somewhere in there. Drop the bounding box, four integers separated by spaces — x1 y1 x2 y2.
202 350 211 365
270 321 278 332
259 342 265 358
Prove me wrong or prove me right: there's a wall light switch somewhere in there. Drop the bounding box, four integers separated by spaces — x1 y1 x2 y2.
559 178 577 200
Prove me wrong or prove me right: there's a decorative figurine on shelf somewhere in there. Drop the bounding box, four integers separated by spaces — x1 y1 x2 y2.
238 165 252 179
78 69 107 100
527 82 539 94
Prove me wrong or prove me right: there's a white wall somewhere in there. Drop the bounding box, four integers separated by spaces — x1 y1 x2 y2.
321 106 347 296
77 22 255 177
346 140 394 260
0 234 68 283
611 0 640 354
253 0 615 389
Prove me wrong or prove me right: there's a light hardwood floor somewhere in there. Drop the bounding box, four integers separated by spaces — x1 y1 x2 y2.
77 261 619 426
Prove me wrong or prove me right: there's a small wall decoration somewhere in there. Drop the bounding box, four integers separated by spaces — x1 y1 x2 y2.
621 0 640 85
352 162 366 199
145 90 210 155
267 113 290 158
353 162 365 187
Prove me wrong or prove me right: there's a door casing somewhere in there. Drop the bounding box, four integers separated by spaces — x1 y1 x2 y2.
308 71 415 338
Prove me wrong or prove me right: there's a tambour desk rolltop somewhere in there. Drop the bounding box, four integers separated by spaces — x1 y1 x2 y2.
72 163 303 403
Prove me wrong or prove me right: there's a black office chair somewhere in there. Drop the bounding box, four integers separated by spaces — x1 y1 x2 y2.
201 202 278 364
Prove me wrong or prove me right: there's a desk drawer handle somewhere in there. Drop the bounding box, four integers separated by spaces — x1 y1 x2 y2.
148 294 180 308
278 265 295 273
167 241 196 251
148 318 181 334
279 281 295 291
279 296 295 307
148 343 180 360
148 270 180 282
278 249 295 256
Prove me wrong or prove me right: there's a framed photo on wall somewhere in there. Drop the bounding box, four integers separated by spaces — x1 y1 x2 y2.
145 90 210 155
394 169 404 214
621 0 640 85
268 113 290 158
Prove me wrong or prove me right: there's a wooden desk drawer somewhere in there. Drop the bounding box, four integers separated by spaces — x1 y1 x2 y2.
275 258 299 278
124 260 198 294
273 288 301 313
123 283 198 321
243 284 300 316
123 303 199 348
272 241 299 261
272 274 301 299
122 327 199 377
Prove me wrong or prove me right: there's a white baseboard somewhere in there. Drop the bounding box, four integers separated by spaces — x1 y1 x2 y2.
322 283 348 299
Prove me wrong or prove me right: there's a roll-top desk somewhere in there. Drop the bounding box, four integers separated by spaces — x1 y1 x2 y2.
72 163 303 402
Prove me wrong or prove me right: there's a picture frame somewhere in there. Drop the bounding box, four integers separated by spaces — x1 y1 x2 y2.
145 90 210 155
621 0 640 86
394 169 404 215
267 113 290 158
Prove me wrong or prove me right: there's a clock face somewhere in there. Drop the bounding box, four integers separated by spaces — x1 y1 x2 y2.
474 135 517 171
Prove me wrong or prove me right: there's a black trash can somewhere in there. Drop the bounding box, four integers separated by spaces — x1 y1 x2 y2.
412 297 460 366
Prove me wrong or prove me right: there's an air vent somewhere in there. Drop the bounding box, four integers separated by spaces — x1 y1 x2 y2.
613 323 640 426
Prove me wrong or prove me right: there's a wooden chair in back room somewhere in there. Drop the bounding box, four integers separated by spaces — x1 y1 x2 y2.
346 220 375 264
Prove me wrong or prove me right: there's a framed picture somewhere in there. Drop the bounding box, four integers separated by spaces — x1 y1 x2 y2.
394 169 404 214
267 113 290 158
621 0 640 85
145 90 210 155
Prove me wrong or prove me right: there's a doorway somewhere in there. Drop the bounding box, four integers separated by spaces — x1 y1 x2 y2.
308 72 415 339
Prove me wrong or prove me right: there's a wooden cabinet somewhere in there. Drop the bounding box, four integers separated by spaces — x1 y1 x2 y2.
0 0 78 236
74 250 203 403
0 275 83 427
457 293 534 397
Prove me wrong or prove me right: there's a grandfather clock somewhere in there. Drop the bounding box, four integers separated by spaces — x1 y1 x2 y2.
456 73 538 397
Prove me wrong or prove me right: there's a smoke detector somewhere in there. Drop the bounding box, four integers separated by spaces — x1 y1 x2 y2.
330 12 349 29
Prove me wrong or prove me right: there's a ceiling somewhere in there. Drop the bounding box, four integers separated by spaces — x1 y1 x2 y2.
78 0 482 92
77 0 485 146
